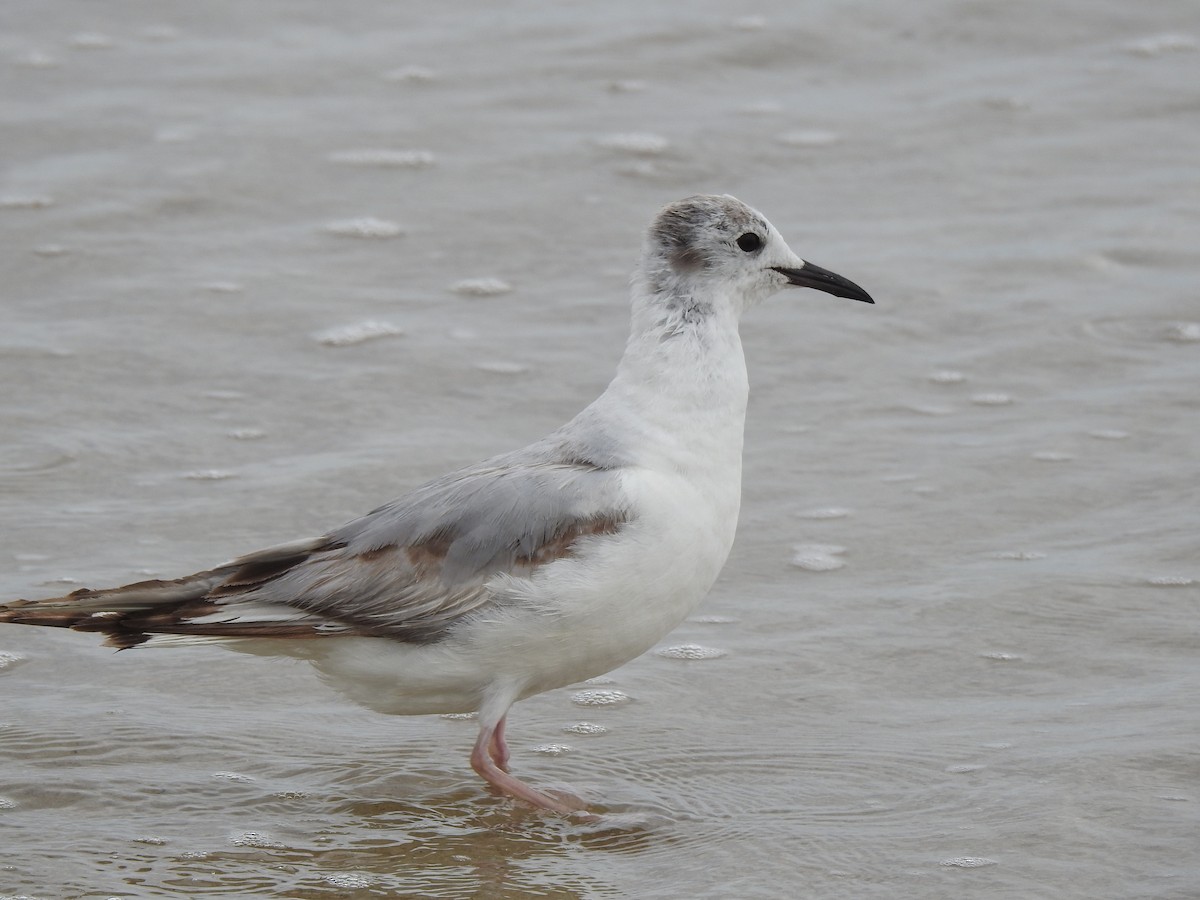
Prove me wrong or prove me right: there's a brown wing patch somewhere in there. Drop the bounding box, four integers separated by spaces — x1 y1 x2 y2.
0 511 628 649
516 516 623 568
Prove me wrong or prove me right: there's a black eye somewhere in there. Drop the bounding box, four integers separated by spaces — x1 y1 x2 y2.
736 232 762 253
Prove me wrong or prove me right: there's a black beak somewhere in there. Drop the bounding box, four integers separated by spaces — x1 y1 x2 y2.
772 262 874 304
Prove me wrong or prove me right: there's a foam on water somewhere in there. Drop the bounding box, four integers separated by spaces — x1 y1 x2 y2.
314 321 404 346
797 506 853 520
596 133 669 155
777 130 841 147
656 643 727 660
571 689 631 707
324 217 405 238
0 195 54 209
971 392 1013 406
790 543 848 572
328 149 436 168
450 277 513 296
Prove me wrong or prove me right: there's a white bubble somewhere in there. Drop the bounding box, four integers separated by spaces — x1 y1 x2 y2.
314 321 403 347
474 360 529 375
1124 34 1197 56
70 32 114 49
571 689 631 707
14 50 58 68
797 507 853 520
0 194 54 209
777 130 840 147
230 831 284 848
790 543 847 571
971 392 1012 406
451 277 513 297
383 65 436 83
940 856 998 868
328 149 435 168
324 217 405 238
657 643 727 660
183 469 235 481
1031 451 1073 462
1166 322 1200 342
532 743 574 755
928 370 966 384
325 873 372 889
597 133 669 155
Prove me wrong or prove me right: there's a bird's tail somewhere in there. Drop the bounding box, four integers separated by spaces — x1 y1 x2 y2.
0 570 231 646
1 536 333 649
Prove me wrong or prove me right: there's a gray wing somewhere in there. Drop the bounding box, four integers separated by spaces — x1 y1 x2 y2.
0 444 630 648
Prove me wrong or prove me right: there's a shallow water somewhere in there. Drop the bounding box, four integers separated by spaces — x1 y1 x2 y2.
2 1 1198 897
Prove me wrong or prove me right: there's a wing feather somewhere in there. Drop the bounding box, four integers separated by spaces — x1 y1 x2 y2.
1 450 630 648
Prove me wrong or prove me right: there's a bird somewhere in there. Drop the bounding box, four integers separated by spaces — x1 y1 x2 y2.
0 194 873 818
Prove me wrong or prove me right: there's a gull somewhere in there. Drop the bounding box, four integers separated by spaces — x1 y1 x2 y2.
0 195 873 818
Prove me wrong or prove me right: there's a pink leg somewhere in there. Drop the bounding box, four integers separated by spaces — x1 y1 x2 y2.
470 721 593 819
488 715 510 770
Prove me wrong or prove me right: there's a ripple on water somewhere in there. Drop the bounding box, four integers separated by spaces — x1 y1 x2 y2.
450 277 513 297
1123 33 1197 56
656 643 727 660
325 872 373 889
328 148 436 168
1084 316 1200 347
1031 451 1074 462
570 734 995 872
382 65 437 82
70 32 114 49
324 217 405 238
0 651 29 672
182 469 236 481
971 392 1013 406
473 360 529 375
14 49 58 67
796 506 853 520
940 856 998 868
531 743 574 755
203 280 244 293
313 321 403 346
791 543 847 572
596 133 669 155
928 369 966 384
571 689 631 707
777 129 841 147
229 831 285 849
0 194 54 209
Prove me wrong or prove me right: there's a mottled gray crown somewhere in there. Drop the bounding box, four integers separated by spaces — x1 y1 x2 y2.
649 194 765 274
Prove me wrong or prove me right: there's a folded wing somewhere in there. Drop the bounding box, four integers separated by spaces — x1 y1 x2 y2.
0 451 629 649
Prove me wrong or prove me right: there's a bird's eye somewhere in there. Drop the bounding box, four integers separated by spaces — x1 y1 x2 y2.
736 233 763 253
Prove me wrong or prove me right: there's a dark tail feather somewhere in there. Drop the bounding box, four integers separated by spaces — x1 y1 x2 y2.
0 536 338 649
0 570 231 645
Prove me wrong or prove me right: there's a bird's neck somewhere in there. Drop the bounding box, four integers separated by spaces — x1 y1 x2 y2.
598 284 749 475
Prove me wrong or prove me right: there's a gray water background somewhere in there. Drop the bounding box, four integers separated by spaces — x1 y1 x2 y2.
2 1 1198 897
